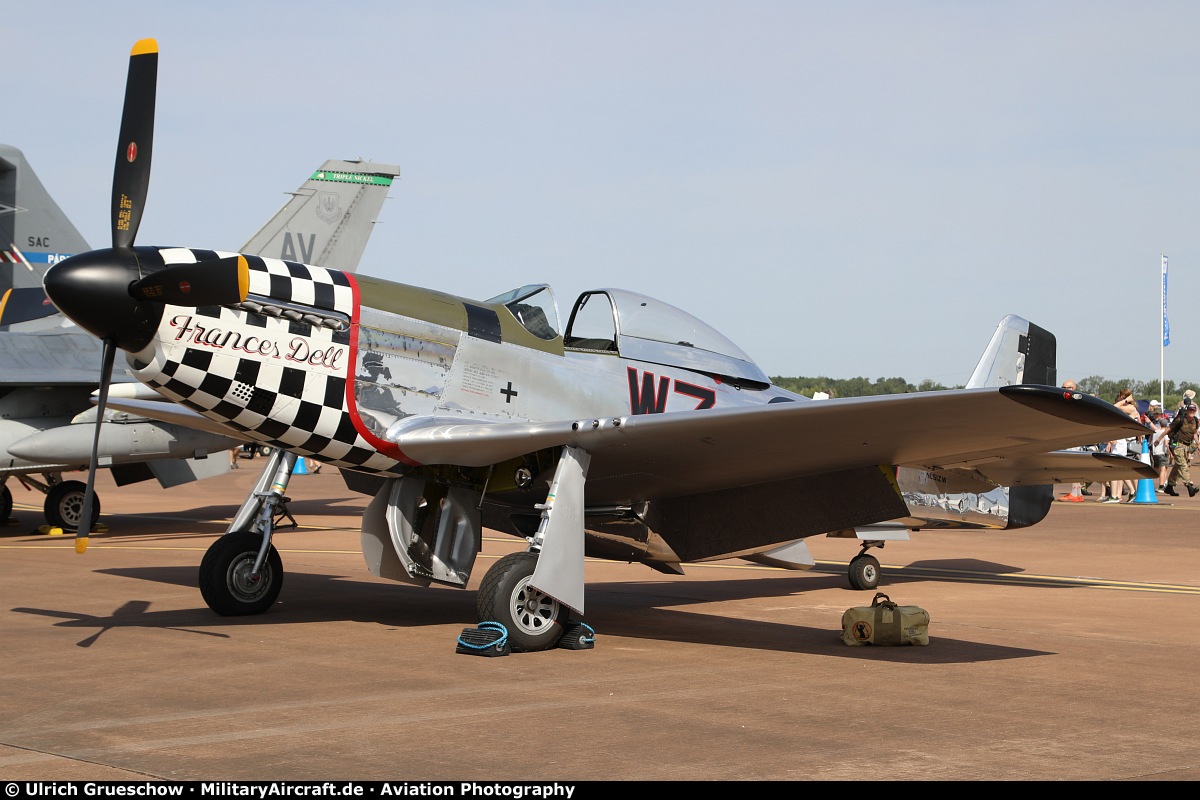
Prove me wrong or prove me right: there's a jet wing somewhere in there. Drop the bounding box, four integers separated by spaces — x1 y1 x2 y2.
0 330 139 386
967 449 1158 485
390 384 1149 502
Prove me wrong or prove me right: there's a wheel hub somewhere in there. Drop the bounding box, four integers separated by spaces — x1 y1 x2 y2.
62 494 84 526
229 556 269 601
512 578 558 635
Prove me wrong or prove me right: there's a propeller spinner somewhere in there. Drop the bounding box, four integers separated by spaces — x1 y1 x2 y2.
42 39 248 552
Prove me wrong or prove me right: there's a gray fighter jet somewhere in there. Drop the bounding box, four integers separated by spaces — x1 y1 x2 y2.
0 143 398 529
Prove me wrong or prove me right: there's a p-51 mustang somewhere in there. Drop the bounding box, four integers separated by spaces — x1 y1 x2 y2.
45 40 1152 652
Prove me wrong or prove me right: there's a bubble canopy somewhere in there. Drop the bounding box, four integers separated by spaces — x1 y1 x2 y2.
566 288 770 387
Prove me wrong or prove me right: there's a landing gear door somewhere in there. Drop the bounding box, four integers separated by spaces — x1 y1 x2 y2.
384 477 480 588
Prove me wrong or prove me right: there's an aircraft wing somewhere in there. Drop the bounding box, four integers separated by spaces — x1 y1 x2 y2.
100 396 244 439
389 384 1149 502
966 449 1158 485
0 330 138 386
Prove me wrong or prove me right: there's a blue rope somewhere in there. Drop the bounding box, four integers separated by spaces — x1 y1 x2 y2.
458 621 508 650
573 622 596 644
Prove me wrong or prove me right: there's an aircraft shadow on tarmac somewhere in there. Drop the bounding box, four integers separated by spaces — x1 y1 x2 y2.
12 563 1055 663
11 599 233 649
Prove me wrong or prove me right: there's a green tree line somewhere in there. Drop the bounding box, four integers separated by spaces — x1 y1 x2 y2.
770 375 1200 409
769 376 956 397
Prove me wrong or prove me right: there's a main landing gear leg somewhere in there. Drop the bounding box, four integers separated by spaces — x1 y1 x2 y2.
848 541 884 591
477 445 591 652
199 448 296 616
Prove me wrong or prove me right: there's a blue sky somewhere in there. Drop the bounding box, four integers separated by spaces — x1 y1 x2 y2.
7 2 1199 387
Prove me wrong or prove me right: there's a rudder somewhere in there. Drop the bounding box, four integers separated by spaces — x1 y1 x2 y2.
965 314 1057 389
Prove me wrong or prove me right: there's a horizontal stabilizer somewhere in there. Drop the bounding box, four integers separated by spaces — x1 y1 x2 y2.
149 454 231 488
965 449 1157 485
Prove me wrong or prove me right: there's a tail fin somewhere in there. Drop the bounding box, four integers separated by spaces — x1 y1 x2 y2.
965 314 1057 389
0 144 90 330
239 158 399 272
966 314 1058 526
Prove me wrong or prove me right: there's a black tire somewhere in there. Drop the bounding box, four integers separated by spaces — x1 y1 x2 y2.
44 480 100 531
257 445 273 457
477 551 566 652
199 532 283 616
848 554 881 591
0 484 11 523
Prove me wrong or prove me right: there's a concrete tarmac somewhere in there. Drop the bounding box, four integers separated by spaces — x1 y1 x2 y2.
2 465 1199 781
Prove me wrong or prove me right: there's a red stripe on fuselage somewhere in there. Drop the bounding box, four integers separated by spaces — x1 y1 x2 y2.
341 273 421 467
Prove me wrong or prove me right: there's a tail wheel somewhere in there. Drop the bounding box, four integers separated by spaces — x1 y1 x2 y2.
45 480 100 531
477 551 565 652
848 554 881 590
199 531 283 616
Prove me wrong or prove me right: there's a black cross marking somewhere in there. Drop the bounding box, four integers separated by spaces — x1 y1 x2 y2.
501 382 519 403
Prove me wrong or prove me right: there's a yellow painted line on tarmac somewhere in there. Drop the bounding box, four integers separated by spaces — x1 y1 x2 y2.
676 557 1200 596
806 560 1200 596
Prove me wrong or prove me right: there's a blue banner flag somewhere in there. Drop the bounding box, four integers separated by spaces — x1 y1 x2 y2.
1163 254 1170 347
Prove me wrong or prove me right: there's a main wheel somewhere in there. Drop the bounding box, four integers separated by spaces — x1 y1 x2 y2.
477 551 566 652
199 532 283 616
44 480 100 531
0 484 11 523
848 553 881 590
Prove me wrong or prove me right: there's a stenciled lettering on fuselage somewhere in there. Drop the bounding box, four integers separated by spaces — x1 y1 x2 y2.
627 367 716 414
169 314 346 371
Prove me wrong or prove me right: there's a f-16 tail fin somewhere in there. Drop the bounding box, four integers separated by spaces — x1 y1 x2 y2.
239 159 399 272
965 314 1057 389
1 144 91 330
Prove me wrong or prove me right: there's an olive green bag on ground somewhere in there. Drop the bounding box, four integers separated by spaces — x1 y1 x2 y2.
842 592 930 646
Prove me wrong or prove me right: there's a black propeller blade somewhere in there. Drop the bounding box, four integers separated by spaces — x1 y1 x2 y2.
112 39 158 251
49 40 252 553
129 256 250 306
72 38 158 552
76 341 116 553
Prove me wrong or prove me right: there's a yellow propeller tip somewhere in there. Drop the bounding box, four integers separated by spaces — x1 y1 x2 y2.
75 537 89 554
132 38 158 56
236 255 250 301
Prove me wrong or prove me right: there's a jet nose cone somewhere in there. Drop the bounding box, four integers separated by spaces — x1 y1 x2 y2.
44 248 164 351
